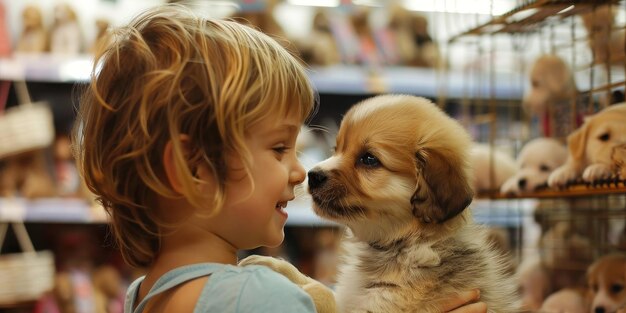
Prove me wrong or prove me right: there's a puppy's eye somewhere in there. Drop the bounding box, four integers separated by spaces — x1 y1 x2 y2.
358 152 380 167
598 132 610 142
611 284 624 294
539 164 550 172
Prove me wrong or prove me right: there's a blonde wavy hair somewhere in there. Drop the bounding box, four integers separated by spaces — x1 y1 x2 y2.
73 5 316 268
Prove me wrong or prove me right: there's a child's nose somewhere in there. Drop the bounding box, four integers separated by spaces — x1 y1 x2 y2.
290 160 306 185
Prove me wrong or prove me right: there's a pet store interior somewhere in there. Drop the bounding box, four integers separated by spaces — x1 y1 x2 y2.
0 0 625 312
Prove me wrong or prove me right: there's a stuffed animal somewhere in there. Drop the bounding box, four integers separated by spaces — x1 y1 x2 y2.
0 149 56 198
49 3 82 55
16 4 47 53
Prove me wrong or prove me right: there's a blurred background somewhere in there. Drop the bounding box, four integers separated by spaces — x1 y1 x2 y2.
0 0 625 312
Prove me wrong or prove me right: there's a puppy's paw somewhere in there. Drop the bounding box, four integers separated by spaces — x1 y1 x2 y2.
547 165 578 188
239 255 308 285
582 163 613 182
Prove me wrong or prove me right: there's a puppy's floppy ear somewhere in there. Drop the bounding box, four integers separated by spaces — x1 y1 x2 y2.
411 148 473 224
565 123 590 170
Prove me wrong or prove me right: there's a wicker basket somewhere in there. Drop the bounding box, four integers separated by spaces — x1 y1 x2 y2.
0 81 54 159
0 222 55 304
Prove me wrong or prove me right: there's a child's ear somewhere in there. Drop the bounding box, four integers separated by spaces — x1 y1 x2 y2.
163 135 192 194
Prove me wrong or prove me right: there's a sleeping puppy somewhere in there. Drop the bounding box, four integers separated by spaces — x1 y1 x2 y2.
469 144 517 194
611 144 626 180
307 95 518 312
587 253 626 313
548 103 626 188
501 138 568 195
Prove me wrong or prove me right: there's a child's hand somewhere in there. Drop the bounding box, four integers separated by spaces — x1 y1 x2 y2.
439 290 487 313
239 255 336 313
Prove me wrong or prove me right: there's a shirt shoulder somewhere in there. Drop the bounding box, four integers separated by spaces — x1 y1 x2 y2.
196 265 317 313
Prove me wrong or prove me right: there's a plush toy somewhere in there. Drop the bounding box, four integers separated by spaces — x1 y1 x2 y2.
16 4 47 53
92 265 123 313
0 149 56 198
49 3 82 55
239 255 336 313
296 9 341 66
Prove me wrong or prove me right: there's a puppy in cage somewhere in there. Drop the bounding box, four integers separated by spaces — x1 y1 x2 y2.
501 138 568 195
523 54 582 138
548 103 626 187
581 4 626 67
587 253 626 313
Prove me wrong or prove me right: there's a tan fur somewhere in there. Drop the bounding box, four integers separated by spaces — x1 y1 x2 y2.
612 144 626 180
587 254 626 313
470 144 517 193
523 55 577 115
540 288 588 313
581 5 626 66
0 150 56 198
501 138 568 195
548 103 626 187
308 95 519 312
16 5 47 53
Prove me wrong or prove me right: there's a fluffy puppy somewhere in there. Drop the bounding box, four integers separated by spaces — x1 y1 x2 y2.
469 144 517 194
539 288 588 313
548 103 626 187
587 253 626 313
523 55 577 116
501 138 568 195
581 5 626 66
307 95 518 312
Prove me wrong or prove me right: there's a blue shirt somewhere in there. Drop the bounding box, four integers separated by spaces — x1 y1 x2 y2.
125 263 317 313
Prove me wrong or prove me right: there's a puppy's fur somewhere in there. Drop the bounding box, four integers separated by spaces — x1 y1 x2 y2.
539 288 588 313
587 253 626 313
308 95 518 312
501 138 568 195
581 5 626 66
548 103 626 187
469 144 517 193
612 144 626 180
523 55 577 116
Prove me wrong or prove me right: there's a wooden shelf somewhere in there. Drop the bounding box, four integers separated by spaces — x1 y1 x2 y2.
0 55 525 100
478 180 626 199
448 0 620 42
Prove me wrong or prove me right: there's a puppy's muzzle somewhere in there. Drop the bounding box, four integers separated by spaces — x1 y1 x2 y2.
308 169 328 190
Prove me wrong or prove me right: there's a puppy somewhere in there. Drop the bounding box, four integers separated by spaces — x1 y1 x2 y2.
308 95 518 312
469 144 517 194
539 288 588 313
501 138 568 195
548 103 626 187
587 253 626 313
523 55 577 116
581 5 626 66
523 55 582 138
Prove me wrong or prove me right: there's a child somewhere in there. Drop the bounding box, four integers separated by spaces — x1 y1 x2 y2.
73 5 488 313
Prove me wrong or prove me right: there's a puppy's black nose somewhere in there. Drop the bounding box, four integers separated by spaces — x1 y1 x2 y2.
595 307 605 313
518 178 527 190
308 169 327 190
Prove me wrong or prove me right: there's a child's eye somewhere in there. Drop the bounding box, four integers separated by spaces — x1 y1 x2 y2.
272 146 289 155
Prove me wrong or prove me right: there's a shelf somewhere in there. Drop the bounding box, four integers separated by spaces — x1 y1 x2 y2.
448 0 619 42
0 196 537 227
486 181 626 199
0 55 524 99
